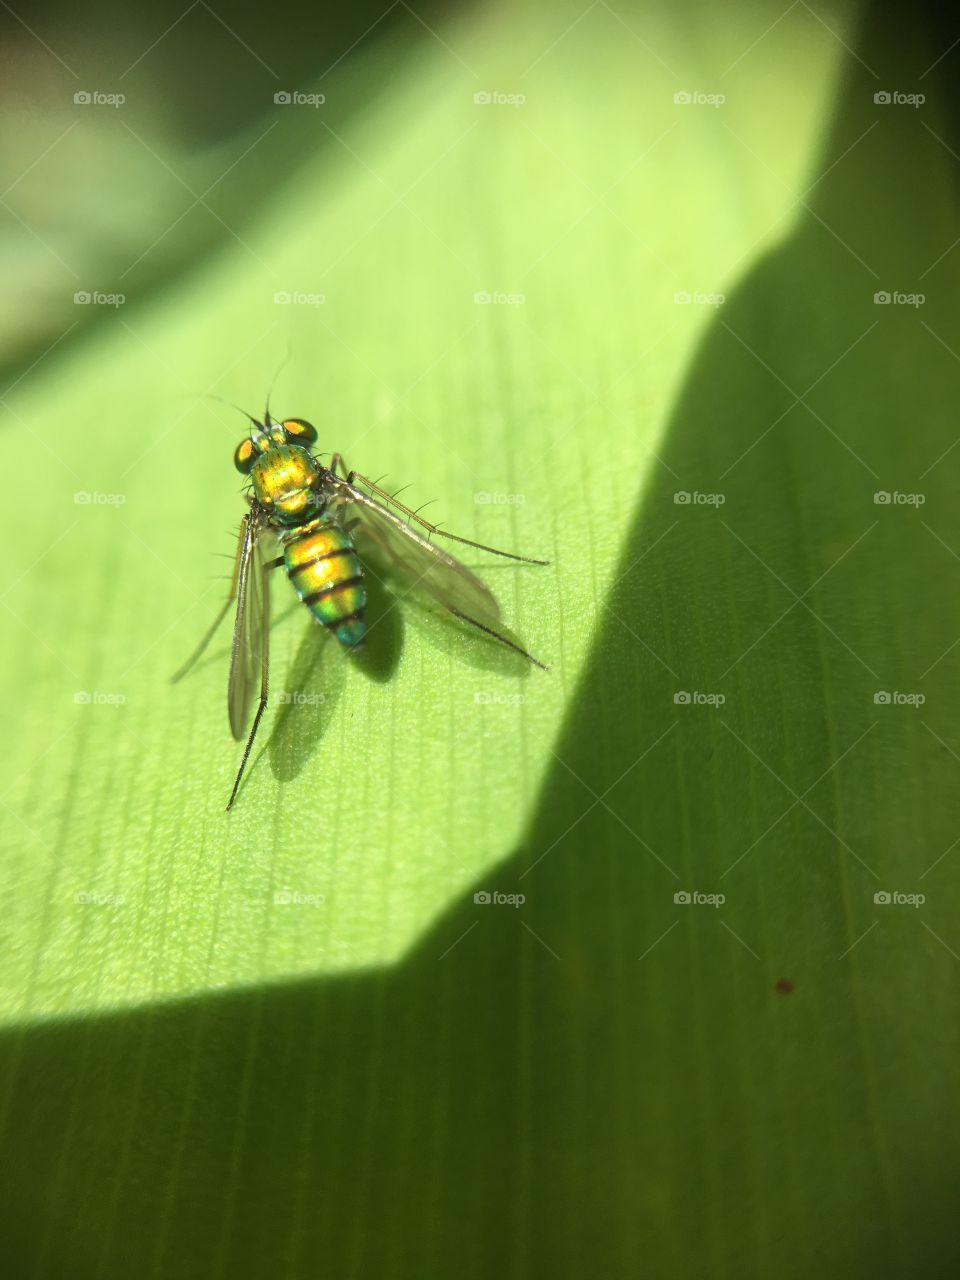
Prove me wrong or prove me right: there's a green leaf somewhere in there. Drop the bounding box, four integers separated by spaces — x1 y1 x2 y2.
2 0 957 1276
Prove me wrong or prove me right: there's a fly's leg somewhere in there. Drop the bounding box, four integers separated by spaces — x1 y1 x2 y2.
447 608 550 671
325 456 364 534
226 553 272 811
329 456 548 668
334 459 548 566
171 514 249 683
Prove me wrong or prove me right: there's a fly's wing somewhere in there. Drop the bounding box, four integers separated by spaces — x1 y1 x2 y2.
227 508 268 740
339 482 506 628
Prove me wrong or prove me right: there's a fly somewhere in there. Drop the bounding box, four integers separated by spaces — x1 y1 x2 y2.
173 407 548 808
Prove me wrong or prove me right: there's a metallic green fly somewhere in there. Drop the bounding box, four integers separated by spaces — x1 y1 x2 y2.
173 407 548 808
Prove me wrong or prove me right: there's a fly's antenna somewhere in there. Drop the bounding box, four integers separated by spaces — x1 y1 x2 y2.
195 392 261 433
264 343 292 424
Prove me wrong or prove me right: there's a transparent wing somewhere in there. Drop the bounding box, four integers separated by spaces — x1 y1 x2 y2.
227 508 268 740
339 482 505 628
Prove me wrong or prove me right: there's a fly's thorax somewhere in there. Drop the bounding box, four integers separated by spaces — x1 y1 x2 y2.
250 444 320 524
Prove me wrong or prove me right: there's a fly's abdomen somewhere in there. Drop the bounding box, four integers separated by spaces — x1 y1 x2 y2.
283 520 366 648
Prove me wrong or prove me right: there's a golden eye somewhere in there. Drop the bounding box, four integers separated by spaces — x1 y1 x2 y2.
282 418 317 445
233 438 256 474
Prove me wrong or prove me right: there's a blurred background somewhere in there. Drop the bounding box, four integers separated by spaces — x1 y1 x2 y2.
2 0 959 1276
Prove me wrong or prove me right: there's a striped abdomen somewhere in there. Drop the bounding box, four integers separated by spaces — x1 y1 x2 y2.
283 519 366 648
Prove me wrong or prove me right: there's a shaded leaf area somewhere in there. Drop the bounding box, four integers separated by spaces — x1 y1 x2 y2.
2 4 958 1277
0 0 457 382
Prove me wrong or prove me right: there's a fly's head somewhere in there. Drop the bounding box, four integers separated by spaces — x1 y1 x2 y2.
234 416 321 524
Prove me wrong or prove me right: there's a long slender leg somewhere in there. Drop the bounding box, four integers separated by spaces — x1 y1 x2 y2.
329 452 549 667
226 554 271 811
171 515 249 683
336 460 548 565
448 608 550 671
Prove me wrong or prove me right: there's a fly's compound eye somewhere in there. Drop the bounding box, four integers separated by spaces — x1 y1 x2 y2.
234 437 257 474
282 418 317 445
